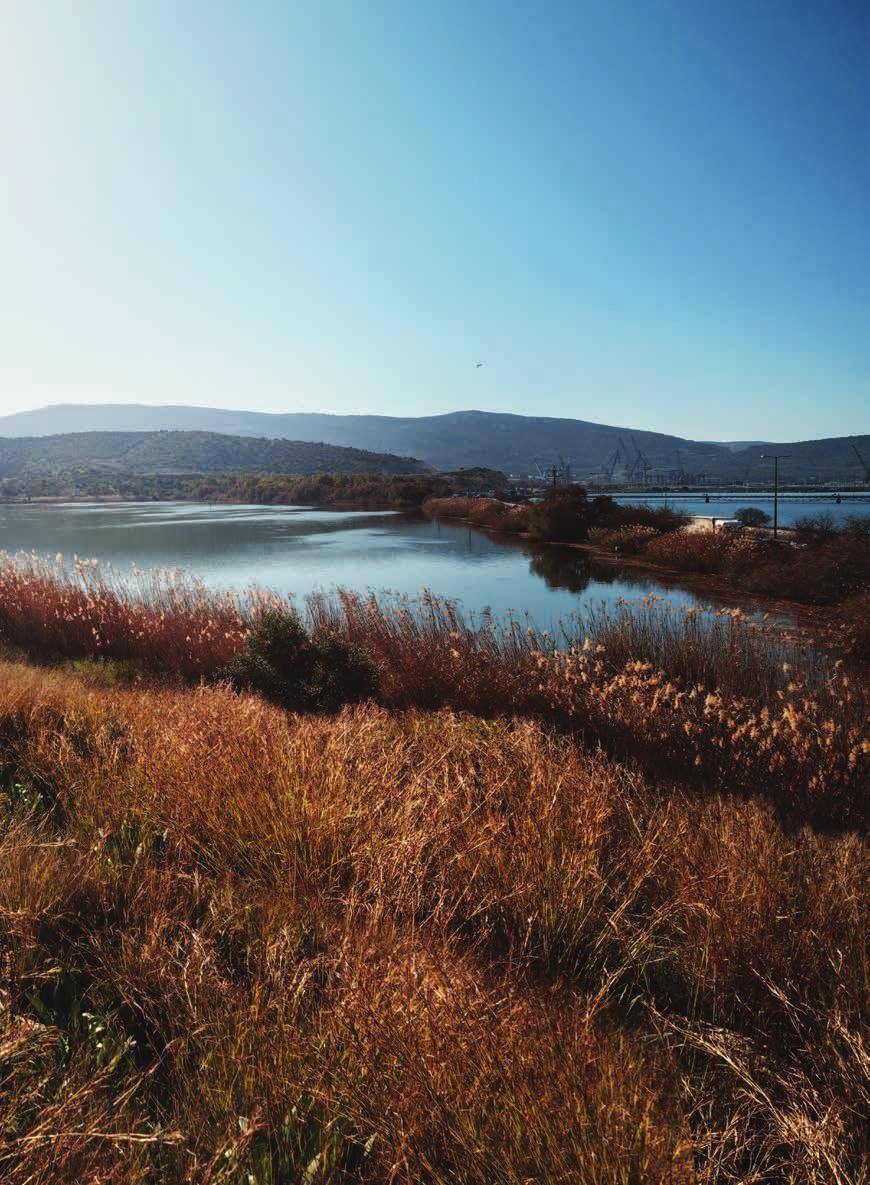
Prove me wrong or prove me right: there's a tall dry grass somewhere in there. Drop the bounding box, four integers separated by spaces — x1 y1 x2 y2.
423 497 870 610
0 661 867 1182
645 522 870 605
311 590 868 827
587 523 660 553
0 552 254 676
422 495 530 533
0 553 866 826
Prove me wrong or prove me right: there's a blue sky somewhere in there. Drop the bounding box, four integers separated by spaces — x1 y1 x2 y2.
1 0 867 440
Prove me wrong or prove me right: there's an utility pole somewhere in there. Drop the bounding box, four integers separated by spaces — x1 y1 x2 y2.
760 453 791 539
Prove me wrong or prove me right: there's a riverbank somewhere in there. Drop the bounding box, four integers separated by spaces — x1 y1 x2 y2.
1 468 508 512
582 539 870 662
0 552 865 825
576 535 867 659
422 496 870 658
1 489 422 512
3 492 408 511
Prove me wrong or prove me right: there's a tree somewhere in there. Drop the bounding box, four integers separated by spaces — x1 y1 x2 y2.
527 485 592 542
734 507 771 527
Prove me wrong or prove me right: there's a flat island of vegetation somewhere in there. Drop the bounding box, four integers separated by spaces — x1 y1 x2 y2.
0 525 868 1183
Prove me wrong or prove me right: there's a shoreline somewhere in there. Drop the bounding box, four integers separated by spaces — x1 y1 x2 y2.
2 495 861 656
576 539 846 641
423 510 858 653
1 493 407 511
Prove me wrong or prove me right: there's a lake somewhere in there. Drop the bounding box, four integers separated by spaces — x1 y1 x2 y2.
0 501 747 630
610 491 870 527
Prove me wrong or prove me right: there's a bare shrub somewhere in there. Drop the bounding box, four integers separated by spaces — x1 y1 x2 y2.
588 524 660 553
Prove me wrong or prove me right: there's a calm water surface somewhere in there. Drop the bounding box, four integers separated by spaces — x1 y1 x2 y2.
610 491 870 527
0 501 743 629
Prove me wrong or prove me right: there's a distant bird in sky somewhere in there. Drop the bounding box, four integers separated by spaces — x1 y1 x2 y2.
474 361 484 368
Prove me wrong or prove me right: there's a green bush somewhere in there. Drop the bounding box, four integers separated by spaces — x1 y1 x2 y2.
225 609 379 712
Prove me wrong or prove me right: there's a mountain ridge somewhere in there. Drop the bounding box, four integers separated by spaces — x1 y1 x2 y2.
1 404 867 483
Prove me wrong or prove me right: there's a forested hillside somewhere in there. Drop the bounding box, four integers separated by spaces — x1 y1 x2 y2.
0 431 429 479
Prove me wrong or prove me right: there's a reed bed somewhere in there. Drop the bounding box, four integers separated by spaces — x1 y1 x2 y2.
425 495 870 608
587 523 661 552
0 661 867 1183
422 495 530 533
0 553 866 826
311 590 868 826
0 551 256 676
645 523 870 604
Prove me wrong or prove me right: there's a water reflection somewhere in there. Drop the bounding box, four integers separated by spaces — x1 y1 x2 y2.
0 502 758 629
527 546 594 594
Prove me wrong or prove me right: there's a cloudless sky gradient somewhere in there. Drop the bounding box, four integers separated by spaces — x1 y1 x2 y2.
1 0 867 439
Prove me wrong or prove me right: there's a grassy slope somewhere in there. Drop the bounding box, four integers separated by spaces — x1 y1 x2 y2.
0 662 867 1184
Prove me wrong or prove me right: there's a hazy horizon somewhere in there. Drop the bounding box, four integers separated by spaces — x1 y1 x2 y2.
2 2 867 439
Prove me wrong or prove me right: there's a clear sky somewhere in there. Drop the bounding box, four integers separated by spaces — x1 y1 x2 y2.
1 0 867 440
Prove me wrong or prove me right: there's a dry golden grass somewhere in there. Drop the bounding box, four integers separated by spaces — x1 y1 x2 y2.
0 552 253 676
645 522 870 605
587 523 661 553
311 591 868 828
0 659 867 1183
0 552 866 827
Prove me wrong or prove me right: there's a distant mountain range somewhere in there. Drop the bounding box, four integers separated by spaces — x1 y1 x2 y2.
1 404 868 484
0 430 430 479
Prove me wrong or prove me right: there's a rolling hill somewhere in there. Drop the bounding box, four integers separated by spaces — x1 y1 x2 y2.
0 404 867 484
0 431 430 479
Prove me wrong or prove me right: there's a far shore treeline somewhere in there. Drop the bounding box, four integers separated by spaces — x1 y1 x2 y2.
0 467 506 509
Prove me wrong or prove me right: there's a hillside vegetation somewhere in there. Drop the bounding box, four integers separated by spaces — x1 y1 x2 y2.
2 405 867 483
2 468 506 510
0 431 430 482
4 470 450 509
